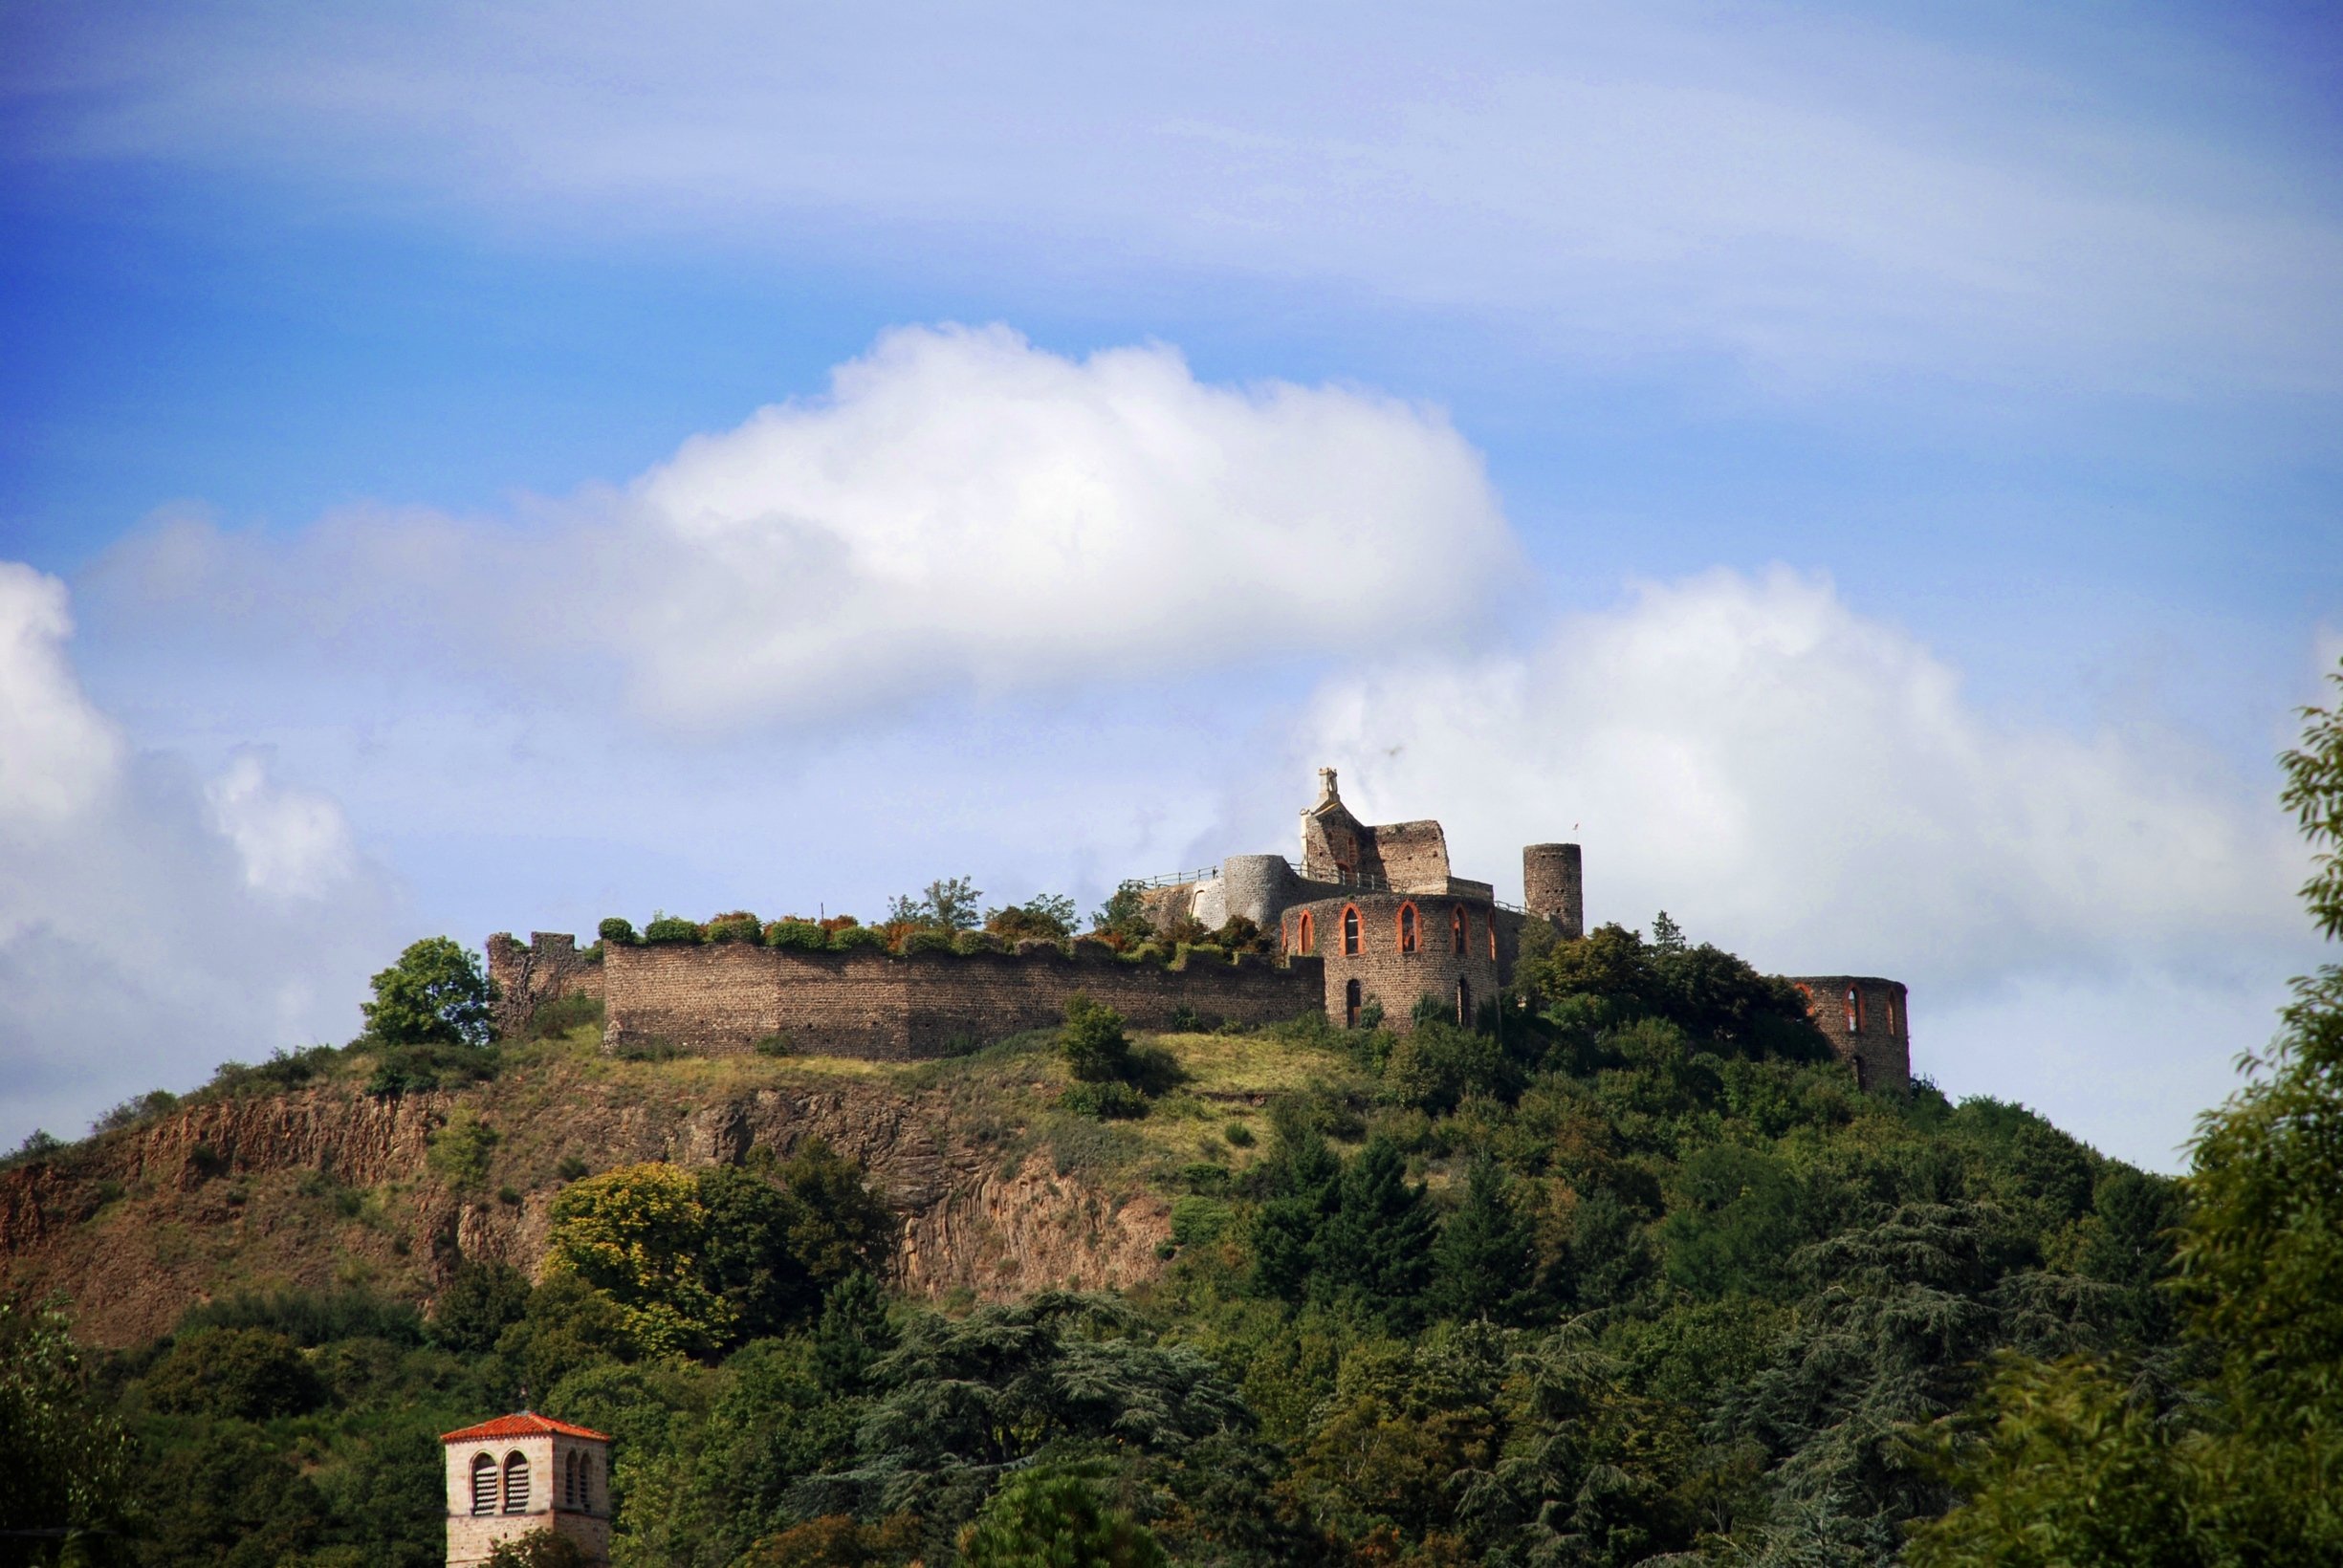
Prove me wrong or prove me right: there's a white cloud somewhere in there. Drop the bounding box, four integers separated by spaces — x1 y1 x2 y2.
207 753 360 900
0 563 404 1147
93 325 1516 728
1280 567 2313 1167
14 3 2342 393
0 565 122 828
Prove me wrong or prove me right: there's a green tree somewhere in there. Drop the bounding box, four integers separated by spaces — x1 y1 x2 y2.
1912 666 2343 1564
776 1140 898 1289
361 936 493 1048
1429 1156 1542 1323
1315 1136 1436 1321
545 1163 734 1357
0 1305 136 1554
887 876 983 931
144 1326 324 1420
431 1259 533 1356
962 1467 1169 1568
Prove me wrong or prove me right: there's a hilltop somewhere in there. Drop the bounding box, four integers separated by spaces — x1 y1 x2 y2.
0 908 2187 1567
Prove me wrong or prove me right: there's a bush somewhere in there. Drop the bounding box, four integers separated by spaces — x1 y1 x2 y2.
765 920 829 951
485 1529 593 1568
962 1466 1169 1568
704 910 762 944
525 991 603 1040
598 916 640 945
952 930 1004 955
755 1034 793 1057
1061 993 1135 1083
427 1108 499 1191
829 926 886 952
643 917 702 945
92 1088 179 1136
901 929 956 956
144 1327 323 1420
557 1155 590 1182
1061 1081 1152 1120
1224 1120 1256 1147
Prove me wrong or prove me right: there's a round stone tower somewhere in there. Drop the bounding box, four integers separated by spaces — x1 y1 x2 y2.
1522 843 1584 940
1785 976 1911 1094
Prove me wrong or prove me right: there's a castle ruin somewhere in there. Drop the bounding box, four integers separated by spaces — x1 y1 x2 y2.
491 768 1910 1089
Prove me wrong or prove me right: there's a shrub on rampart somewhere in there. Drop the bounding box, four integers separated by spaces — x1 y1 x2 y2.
599 916 640 946
828 926 886 952
953 931 1004 955
644 916 702 945
765 919 829 951
705 911 762 944
901 929 956 956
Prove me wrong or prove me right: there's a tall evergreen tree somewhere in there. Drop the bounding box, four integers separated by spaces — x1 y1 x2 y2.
1429 1156 1541 1323
1315 1136 1436 1320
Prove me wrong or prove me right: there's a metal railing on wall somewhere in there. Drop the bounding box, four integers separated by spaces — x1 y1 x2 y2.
1128 866 1221 890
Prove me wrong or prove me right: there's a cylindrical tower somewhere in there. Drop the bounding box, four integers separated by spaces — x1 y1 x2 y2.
1522 843 1584 940
1784 975 1912 1094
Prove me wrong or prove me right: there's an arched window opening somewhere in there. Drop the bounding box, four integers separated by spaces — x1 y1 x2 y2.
565 1451 580 1508
1342 905 1362 956
1451 906 1466 953
502 1451 530 1514
1456 974 1473 1026
1345 978 1362 1029
1853 1055 1869 1091
1488 913 1498 960
1397 903 1419 954
471 1453 498 1515
1297 910 1315 957
1844 986 1860 1034
1886 993 1897 1034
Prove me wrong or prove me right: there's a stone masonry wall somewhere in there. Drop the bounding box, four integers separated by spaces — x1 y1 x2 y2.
486 933 604 1037
1785 975 1912 1093
444 1434 610 1567
1284 893 1505 1034
598 941 1325 1058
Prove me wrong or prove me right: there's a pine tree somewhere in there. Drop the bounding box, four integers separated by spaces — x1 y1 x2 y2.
1315 1137 1436 1321
1429 1156 1541 1323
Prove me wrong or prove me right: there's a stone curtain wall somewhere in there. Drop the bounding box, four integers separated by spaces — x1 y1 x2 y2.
485 933 604 1037
597 942 1325 1058
1785 975 1913 1093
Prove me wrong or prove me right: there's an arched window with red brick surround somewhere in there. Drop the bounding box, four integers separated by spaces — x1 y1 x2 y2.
1488 912 1498 961
1451 906 1466 953
1397 903 1419 953
1885 992 1896 1034
1844 986 1861 1034
1342 904 1362 956
1296 910 1315 956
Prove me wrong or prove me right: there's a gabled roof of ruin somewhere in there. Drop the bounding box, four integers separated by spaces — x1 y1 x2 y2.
441 1411 612 1444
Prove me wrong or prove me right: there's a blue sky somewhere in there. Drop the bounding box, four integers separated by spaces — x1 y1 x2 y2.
2 0 2337 1169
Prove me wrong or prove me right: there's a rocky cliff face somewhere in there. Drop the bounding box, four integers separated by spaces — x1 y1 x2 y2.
0 1057 1173 1348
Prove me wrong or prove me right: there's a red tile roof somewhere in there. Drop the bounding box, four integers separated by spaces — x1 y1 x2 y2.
440 1412 611 1444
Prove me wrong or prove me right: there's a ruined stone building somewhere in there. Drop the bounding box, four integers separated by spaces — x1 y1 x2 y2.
491 768 1910 1089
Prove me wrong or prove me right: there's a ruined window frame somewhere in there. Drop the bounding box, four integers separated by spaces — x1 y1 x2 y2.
1451 905 1466 954
1396 902 1419 954
1342 904 1362 956
1296 909 1315 957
